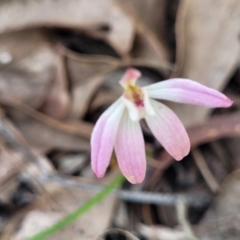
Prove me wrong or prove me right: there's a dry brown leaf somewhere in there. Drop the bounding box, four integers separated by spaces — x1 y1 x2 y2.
0 145 24 203
0 117 55 204
40 47 70 120
71 75 103 118
0 30 57 109
195 170 240 239
9 111 90 153
170 0 240 126
63 48 117 118
69 65 117 118
115 0 172 66
11 175 118 240
58 153 88 175
0 29 46 62
131 33 171 73
86 69 125 116
0 0 135 55
66 52 114 87
0 97 93 139
222 138 240 169
12 190 116 240
0 30 71 119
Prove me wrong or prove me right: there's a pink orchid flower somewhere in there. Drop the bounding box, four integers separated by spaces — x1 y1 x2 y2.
91 68 233 184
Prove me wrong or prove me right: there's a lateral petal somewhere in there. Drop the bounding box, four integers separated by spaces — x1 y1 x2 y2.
145 100 190 160
91 98 125 178
115 111 146 184
145 79 233 108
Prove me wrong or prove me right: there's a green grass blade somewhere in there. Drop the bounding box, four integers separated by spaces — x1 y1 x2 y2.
26 174 125 240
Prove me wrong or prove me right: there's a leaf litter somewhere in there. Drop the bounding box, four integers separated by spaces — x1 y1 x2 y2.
0 0 240 239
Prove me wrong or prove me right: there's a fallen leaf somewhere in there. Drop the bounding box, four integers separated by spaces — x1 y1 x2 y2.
0 145 24 203
9 111 90 153
170 0 240 126
39 46 70 120
195 170 240 239
115 0 172 66
0 30 57 109
0 117 54 205
58 153 88 175
61 47 118 118
0 0 135 55
12 180 118 240
70 65 116 118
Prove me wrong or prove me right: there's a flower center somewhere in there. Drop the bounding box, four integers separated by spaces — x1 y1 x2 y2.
119 69 155 121
123 84 144 108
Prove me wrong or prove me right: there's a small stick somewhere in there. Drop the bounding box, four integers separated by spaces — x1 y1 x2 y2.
20 173 212 209
176 197 199 240
192 148 220 193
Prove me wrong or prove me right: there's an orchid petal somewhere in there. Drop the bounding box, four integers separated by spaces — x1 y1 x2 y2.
115 111 146 184
119 68 141 87
91 98 125 178
145 100 190 160
145 79 233 108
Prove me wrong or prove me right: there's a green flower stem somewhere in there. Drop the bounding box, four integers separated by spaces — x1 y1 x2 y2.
26 174 125 240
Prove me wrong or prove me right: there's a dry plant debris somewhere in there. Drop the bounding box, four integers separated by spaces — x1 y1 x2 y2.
0 0 239 239
169 0 240 126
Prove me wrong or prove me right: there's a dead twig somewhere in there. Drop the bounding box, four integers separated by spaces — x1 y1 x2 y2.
0 116 48 175
171 0 189 77
20 173 212 209
114 0 171 68
176 197 199 240
0 97 93 139
192 149 220 193
62 45 173 71
98 229 140 240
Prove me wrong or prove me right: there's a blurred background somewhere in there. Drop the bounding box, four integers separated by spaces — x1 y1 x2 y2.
0 0 240 239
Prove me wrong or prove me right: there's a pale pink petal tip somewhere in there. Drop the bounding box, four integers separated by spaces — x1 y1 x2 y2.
224 97 233 108
119 67 141 85
94 171 104 179
126 175 144 184
175 147 190 161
